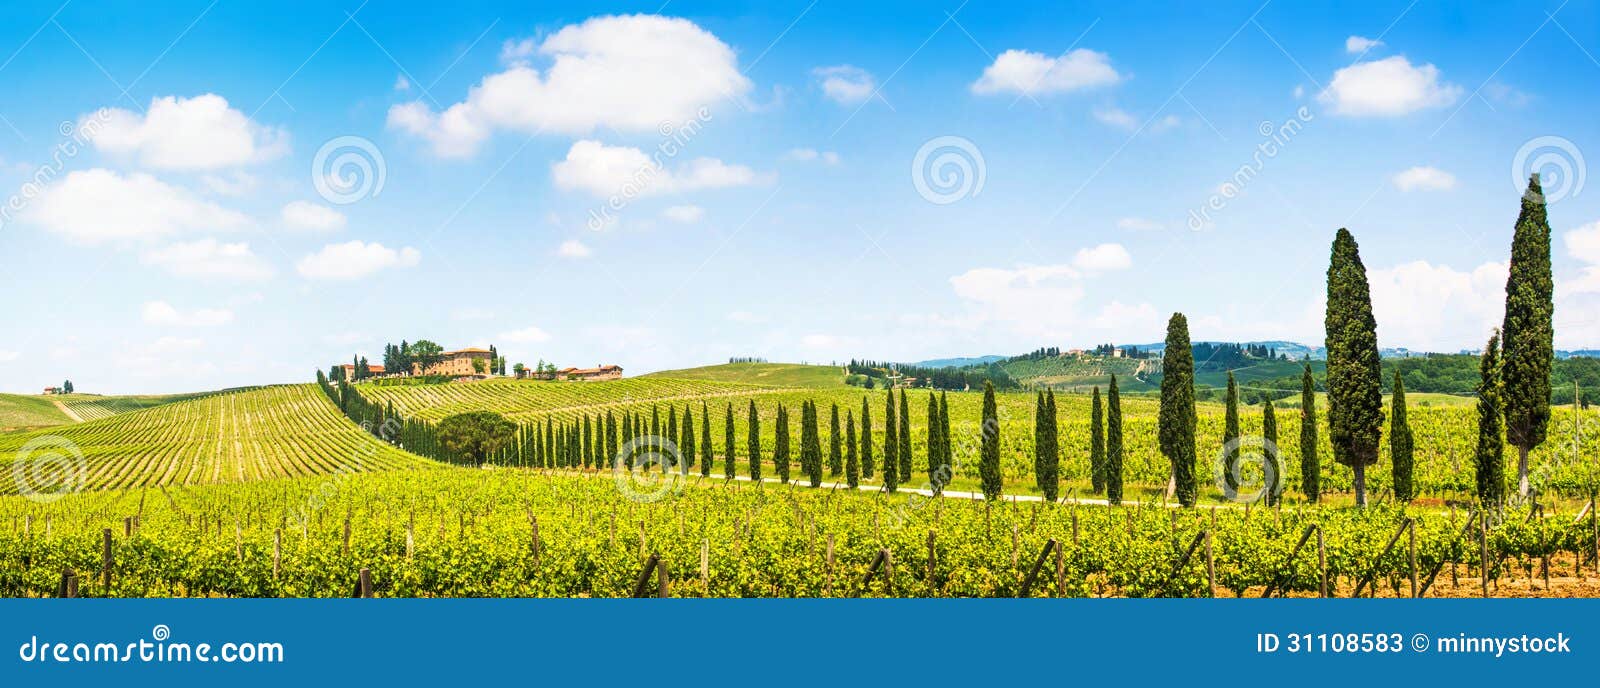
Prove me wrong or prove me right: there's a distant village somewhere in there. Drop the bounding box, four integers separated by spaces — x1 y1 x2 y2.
331 341 620 384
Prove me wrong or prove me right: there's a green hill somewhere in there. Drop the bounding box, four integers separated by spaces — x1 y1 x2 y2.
359 376 800 422
641 362 847 388
1000 357 1156 392
0 394 73 430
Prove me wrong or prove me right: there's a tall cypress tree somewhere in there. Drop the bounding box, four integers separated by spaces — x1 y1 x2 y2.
898 390 912 482
681 405 696 473
606 410 618 469
747 400 762 482
828 403 843 477
1039 389 1059 502
774 404 791 484
1090 386 1105 493
724 402 737 479
1476 332 1506 508
1033 392 1046 491
883 390 898 491
666 405 678 455
939 392 952 474
845 410 860 489
929 392 945 494
1106 376 1123 506
802 401 822 487
1390 371 1414 503
701 402 713 478
860 396 875 479
1299 364 1319 502
1326 228 1384 508
1223 371 1241 496
979 380 1002 500
1502 174 1555 498
583 415 593 470
1159 313 1198 507
1262 399 1279 506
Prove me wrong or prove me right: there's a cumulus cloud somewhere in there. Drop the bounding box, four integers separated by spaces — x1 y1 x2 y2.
387 15 750 157
1365 260 1506 350
280 200 346 231
296 241 420 280
1391 166 1457 192
1093 106 1137 130
26 169 247 244
947 261 1158 341
140 239 273 281
1319 56 1461 116
971 48 1120 96
1072 243 1133 272
499 326 552 343
662 205 705 223
812 65 875 105
1560 220 1600 298
551 140 767 198
141 301 234 327
1345 35 1384 54
557 239 592 258
783 148 840 164
84 94 288 170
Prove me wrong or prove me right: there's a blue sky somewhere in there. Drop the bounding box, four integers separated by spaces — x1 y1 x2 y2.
2 0 1599 393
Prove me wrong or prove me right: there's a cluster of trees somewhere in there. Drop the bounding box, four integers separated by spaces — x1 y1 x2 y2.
1191 342 1283 371
728 357 768 364
58 380 74 393
1252 353 1598 405
381 340 444 376
845 359 1019 391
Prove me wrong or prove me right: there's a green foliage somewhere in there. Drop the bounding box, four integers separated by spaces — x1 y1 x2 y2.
1476 333 1506 507
1105 377 1123 506
1089 387 1105 493
1036 390 1059 502
1223 372 1240 495
1389 372 1414 503
1325 228 1384 506
1262 398 1279 506
747 400 762 482
801 401 823 487
898 391 912 482
436 411 518 465
980 381 1002 500
1502 175 1556 496
845 410 860 489
828 403 843 477
1299 364 1320 502
860 396 874 479
1159 313 1198 507
882 391 899 494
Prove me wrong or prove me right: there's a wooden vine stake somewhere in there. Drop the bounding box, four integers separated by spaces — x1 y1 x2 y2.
1018 538 1059 597
632 554 661 598
925 530 937 589
354 568 373 598
700 539 710 593
273 529 282 580
100 528 113 590
824 534 835 597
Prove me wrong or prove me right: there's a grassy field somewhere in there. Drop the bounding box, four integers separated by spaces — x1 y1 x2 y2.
641 362 848 388
0 394 72 430
0 384 434 496
56 392 212 422
358 377 796 423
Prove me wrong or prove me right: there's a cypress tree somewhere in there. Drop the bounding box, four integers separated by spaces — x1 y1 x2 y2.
666 405 677 450
1299 364 1319 502
1106 375 1123 506
1033 391 1046 491
883 390 898 490
606 410 618 469
940 392 952 473
1390 371 1414 503
1262 399 1279 506
724 402 737 479
681 405 695 473
929 392 945 494
1502 174 1555 498
583 415 593 470
898 390 912 482
547 417 557 468
774 404 791 484
1039 389 1059 502
1090 386 1105 493
828 403 842 477
1326 228 1384 508
1223 371 1240 496
979 380 1002 500
700 401 713 478
845 410 860 488
1160 313 1198 507
802 401 822 487
861 396 875 478
1476 332 1506 508
747 400 762 482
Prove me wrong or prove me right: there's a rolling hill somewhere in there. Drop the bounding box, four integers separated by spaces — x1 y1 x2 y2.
0 393 72 430
358 375 804 422
640 362 848 388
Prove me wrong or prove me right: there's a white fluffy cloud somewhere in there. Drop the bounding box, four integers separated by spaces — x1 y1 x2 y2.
140 238 274 281
1392 166 1457 192
1093 106 1137 130
662 205 705 224
812 65 875 105
280 201 346 231
557 239 592 258
141 301 234 327
1319 56 1461 116
1560 220 1600 297
27 169 247 244
551 140 766 198
783 148 840 164
296 241 420 280
387 15 750 157
499 326 552 343
947 261 1156 341
1345 35 1384 54
1072 243 1133 272
84 94 288 170
971 48 1120 96
1366 260 1506 350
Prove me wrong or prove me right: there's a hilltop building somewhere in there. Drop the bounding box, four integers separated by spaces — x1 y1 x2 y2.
413 348 495 377
337 363 387 379
556 365 623 381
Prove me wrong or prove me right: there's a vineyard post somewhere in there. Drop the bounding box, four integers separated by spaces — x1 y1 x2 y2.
356 568 373 598
1018 538 1059 597
1010 525 1019 570
273 529 282 580
1317 527 1327 598
1408 520 1417 598
638 520 647 561
657 559 671 598
123 516 133 537
405 520 414 560
1071 508 1079 546
1353 518 1412 598
44 515 51 539
824 534 835 596
100 528 112 592
342 518 351 556
632 554 660 598
1592 497 1598 575
926 530 937 589
1055 539 1066 596
64 570 78 599
700 539 709 594
530 514 541 565
235 521 243 561
1205 531 1215 598
1480 512 1489 598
